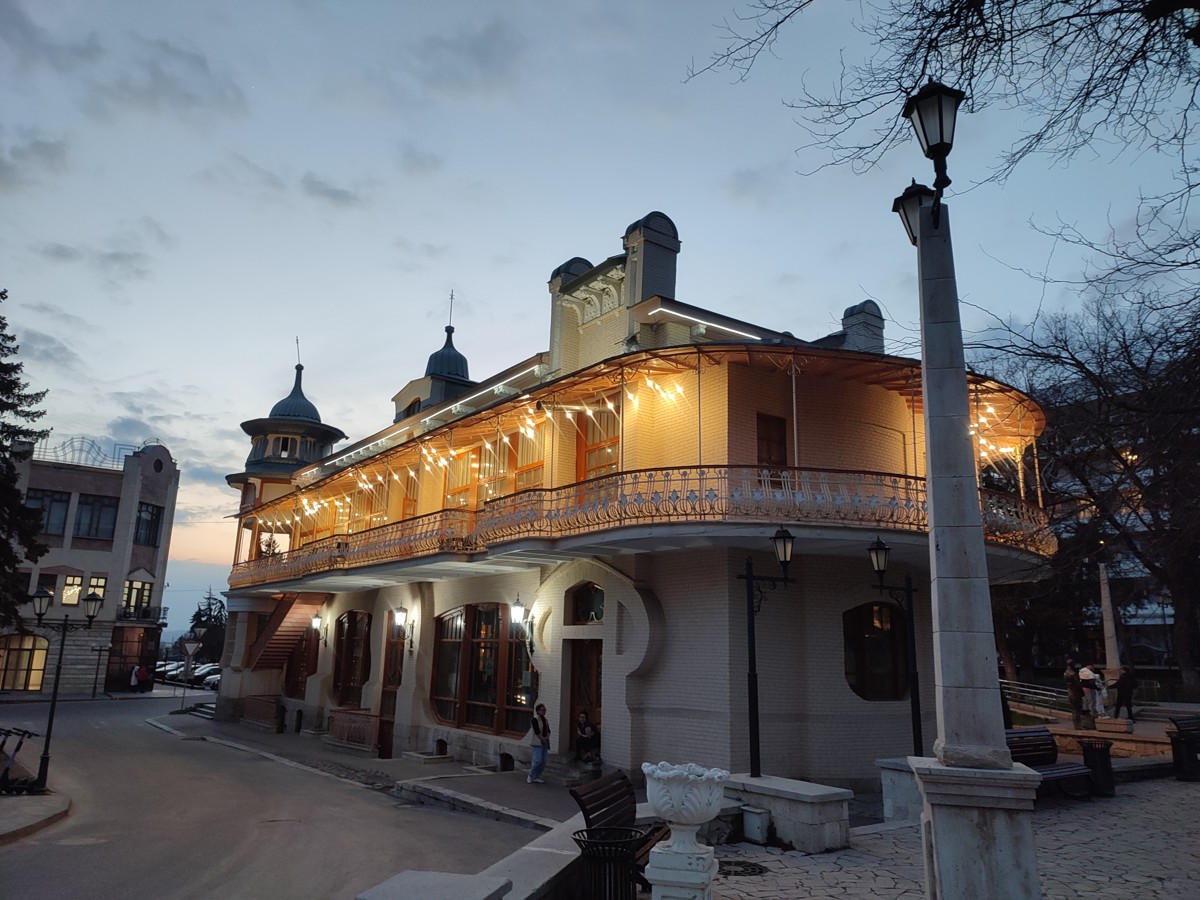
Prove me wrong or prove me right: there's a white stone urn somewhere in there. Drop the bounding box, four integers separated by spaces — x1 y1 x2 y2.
641 761 730 853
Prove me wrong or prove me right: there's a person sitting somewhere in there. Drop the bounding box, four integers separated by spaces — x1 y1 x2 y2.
574 710 600 762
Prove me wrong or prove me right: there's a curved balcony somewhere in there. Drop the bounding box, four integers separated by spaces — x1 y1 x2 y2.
229 467 1053 590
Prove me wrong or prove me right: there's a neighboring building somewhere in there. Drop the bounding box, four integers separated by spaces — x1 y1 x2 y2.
219 212 1052 787
0 438 179 695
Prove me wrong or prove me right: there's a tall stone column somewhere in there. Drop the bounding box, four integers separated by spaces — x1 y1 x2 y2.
912 201 1041 899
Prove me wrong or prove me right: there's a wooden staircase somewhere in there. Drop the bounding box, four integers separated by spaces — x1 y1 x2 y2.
246 593 325 671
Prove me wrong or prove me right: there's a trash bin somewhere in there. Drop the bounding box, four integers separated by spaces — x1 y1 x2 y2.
1079 737 1115 797
572 826 646 900
1168 730 1200 782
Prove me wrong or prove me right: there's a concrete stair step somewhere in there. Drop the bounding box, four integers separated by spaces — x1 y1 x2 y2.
188 703 216 720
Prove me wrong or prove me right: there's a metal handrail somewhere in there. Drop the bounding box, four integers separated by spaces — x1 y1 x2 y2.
999 678 1070 712
230 465 1053 589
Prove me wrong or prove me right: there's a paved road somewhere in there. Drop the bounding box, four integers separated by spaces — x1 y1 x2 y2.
0 697 533 900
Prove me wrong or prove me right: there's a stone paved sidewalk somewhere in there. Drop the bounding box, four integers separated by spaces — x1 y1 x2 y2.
711 779 1200 899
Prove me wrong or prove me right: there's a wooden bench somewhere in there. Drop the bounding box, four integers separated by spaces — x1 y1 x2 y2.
1168 716 1200 781
569 769 672 889
1005 727 1093 798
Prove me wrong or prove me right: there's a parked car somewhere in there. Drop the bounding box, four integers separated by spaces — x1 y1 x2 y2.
203 673 221 691
187 663 221 686
161 662 187 681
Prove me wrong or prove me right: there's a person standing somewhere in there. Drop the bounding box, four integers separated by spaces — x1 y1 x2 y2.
1078 663 1100 717
1114 665 1138 721
1065 663 1085 728
528 703 550 784
136 663 152 693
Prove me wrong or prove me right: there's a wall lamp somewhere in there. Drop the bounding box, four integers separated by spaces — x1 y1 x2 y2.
311 612 327 647
395 606 415 654
511 593 536 657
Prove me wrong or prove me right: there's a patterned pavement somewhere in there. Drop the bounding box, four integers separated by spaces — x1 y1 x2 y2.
710 779 1200 899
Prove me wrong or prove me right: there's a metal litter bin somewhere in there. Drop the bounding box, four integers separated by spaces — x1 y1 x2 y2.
572 826 646 900
1079 737 1115 797
1169 730 1200 782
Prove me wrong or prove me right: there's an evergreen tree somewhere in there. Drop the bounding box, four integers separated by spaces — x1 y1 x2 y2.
189 587 227 663
0 289 50 627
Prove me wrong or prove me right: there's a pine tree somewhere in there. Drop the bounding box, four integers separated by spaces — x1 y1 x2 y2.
0 289 50 627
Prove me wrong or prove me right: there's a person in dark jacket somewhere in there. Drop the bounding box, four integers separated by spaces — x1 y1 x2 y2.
1113 665 1138 721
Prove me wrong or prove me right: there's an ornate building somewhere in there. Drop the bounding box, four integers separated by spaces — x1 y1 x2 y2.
218 212 1051 786
2 439 178 695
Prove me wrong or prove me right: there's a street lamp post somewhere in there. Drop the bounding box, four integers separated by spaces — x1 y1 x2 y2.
894 80 1041 899
867 537 923 757
25 588 104 793
735 527 796 778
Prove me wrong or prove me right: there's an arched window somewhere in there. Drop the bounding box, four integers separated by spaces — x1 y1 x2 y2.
0 634 49 691
332 611 372 708
568 582 604 625
843 602 908 701
431 604 535 735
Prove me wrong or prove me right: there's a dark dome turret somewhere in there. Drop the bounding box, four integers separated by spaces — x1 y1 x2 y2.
425 325 469 380
269 364 323 422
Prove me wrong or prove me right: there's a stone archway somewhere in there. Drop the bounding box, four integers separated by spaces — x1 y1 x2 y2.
534 559 663 772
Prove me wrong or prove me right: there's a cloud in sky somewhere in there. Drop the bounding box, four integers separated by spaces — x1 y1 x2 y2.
398 143 443 176
408 19 525 96
0 0 102 73
300 172 363 208
0 134 69 191
199 153 287 193
86 33 246 120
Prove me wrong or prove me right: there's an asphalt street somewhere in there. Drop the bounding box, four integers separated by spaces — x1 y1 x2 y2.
0 697 533 900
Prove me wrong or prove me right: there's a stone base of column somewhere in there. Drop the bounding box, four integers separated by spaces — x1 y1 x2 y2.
910 757 1042 900
644 843 719 900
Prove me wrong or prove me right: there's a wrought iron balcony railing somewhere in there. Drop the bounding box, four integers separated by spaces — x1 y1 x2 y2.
228 466 1053 589
118 605 167 623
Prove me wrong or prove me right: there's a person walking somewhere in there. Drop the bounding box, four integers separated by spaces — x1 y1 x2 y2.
1114 665 1138 721
527 703 550 784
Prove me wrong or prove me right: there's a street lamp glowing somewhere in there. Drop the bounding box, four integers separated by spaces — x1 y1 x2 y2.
902 81 966 191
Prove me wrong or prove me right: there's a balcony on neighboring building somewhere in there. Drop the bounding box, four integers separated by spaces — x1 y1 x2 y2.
118 605 167 624
229 466 1053 591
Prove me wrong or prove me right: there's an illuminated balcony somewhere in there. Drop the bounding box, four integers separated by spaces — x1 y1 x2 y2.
228 466 1052 591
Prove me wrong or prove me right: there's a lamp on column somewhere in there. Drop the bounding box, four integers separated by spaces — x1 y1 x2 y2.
866 537 923 757
735 527 795 778
25 587 104 793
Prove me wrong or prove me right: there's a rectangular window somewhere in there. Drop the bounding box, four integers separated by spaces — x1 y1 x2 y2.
124 580 152 611
88 576 108 599
757 413 788 467
74 494 119 540
477 436 513 507
581 406 620 481
515 424 545 491
61 575 83 606
445 449 476 509
24 489 70 536
134 502 164 547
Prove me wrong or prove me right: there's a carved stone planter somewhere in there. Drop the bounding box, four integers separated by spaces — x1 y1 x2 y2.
642 761 730 852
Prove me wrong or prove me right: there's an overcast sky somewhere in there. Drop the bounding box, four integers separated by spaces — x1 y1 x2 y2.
1 1 1173 631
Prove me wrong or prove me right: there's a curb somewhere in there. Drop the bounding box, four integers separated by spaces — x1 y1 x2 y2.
0 793 71 846
394 779 560 832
